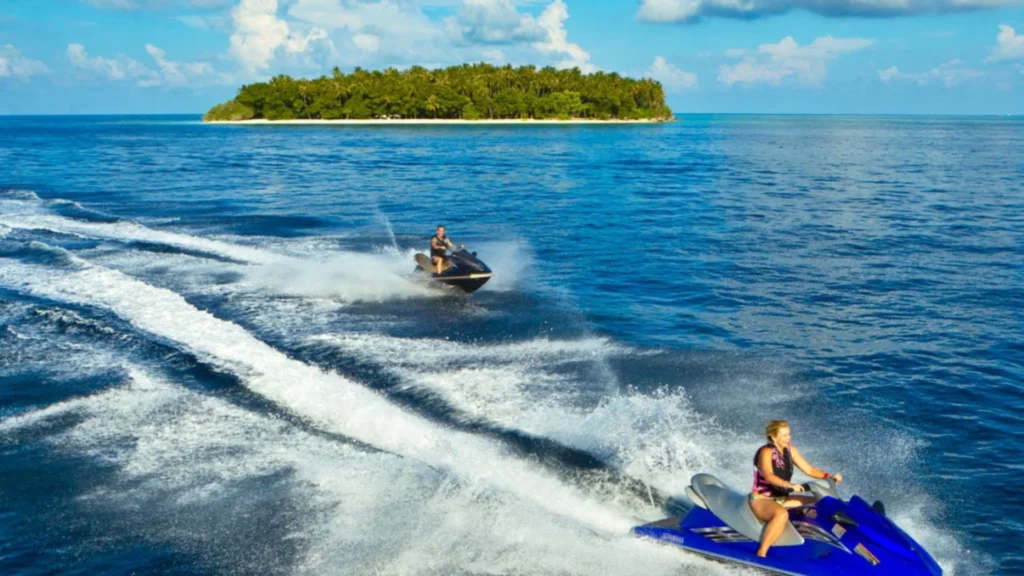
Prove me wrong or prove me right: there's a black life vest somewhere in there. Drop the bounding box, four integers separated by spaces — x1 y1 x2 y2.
430 235 449 258
752 444 793 497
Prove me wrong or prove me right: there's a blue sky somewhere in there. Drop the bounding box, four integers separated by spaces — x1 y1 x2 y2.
1 0 1024 114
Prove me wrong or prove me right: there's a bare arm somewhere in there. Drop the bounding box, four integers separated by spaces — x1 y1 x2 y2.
791 446 842 483
758 448 801 491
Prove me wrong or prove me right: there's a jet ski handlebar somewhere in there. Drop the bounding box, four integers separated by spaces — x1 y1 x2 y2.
804 477 842 501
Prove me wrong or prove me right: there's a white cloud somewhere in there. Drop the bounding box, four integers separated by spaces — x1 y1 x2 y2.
68 43 154 82
352 33 380 52
0 44 50 80
718 35 874 86
878 59 985 86
638 0 1022 23
285 0 460 67
288 0 436 39
144 43 215 86
482 47 505 62
987 24 1024 62
532 0 595 72
287 0 373 31
878 65 899 82
447 0 546 44
648 55 697 91
68 43 217 87
281 0 595 72
229 0 337 72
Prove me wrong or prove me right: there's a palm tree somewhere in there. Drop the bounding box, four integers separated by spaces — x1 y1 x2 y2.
297 83 311 118
425 94 440 118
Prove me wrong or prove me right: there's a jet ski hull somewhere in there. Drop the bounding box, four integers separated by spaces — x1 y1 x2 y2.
634 475 942 576
414 250 493 294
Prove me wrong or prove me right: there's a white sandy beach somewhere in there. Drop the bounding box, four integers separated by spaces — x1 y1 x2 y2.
208 118 672 125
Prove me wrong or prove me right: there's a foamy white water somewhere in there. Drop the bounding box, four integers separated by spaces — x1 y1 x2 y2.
1 366 729 575
0 254 647 536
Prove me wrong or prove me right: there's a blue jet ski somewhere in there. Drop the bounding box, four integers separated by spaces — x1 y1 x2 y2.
633 474 942 576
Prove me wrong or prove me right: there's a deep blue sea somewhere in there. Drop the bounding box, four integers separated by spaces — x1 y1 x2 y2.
0 115 1021 575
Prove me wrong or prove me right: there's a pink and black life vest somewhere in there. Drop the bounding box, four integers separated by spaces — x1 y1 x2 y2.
752 443 794 497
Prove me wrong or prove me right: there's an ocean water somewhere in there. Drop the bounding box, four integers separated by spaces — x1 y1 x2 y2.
0 114 1021 575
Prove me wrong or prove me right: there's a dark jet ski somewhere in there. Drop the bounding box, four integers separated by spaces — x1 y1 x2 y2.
413 247 493 293
633 474 942 576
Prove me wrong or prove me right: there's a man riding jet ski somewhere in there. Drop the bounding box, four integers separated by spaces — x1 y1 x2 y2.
413 225 493 294
633 420 942 576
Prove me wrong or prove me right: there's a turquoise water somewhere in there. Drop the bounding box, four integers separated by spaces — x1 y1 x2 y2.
0 114 1021 575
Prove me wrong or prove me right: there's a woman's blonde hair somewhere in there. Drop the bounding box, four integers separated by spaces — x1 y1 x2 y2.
765 419 790 441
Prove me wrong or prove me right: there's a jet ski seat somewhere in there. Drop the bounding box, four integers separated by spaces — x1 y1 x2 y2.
414 253 452 273
688 474 805 547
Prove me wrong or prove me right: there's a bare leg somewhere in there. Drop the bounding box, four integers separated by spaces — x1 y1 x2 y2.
433 256 442 274
749 496 789 558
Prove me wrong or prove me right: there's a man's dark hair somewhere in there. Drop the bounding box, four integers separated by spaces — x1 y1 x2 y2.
437 225 445 230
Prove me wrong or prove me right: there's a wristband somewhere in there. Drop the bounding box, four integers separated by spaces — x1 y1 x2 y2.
822 472 831 479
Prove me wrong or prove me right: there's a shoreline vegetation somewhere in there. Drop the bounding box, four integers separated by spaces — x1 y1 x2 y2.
204 63 673 123
211 118 667 125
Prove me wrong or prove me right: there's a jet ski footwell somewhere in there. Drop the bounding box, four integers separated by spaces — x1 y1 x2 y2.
633 474 942 576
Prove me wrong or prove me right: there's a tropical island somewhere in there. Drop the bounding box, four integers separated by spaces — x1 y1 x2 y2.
203 63 673 123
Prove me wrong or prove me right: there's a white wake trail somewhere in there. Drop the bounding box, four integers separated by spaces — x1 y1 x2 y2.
0 255 637 536
315 332 750 497
0 201 439 302
0 213 278 264
1 365 724 575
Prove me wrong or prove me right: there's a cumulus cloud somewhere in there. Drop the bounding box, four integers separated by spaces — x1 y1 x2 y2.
144 43 215 86
532 0 595 72
68 43 217 87
718 35 873 86
638 0 1022 23
67 43 154 81
229 0 337 72
288 0 436 39
446 0 546 44
648 55 697 91
352 33 380 52
987 24 1024 62
878 59 985 86
0 45 50 80
283 0 594 71
285 0 462 66
482 47 505 63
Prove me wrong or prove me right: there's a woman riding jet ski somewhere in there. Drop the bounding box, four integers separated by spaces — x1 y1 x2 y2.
633 420 942 576
413 225 493 294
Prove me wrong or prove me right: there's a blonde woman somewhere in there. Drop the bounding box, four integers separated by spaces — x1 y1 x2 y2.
749 420 843 558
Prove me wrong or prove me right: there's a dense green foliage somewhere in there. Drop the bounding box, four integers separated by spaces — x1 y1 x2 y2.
204 64 672 121
203 100 254 122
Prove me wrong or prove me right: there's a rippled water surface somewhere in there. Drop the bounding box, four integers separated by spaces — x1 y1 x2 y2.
1 115 1021 575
